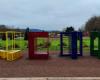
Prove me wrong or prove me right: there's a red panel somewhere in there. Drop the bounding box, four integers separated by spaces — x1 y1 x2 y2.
28 32 49 59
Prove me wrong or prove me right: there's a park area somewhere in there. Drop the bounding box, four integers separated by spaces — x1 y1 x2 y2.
0 35 100 77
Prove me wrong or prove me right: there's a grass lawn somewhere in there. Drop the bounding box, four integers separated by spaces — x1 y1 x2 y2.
0 37 98 52
0 38 27 50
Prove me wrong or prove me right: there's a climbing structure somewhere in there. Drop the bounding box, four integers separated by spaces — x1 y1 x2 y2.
0 31 22 61
28 32 49 59
90 31 100 58
60 31 83 59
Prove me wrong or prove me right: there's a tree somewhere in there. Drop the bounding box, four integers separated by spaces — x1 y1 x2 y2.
64 26 75 32
85 16 100 32
24 27 29 40
2 33 6 40
0 25 8 32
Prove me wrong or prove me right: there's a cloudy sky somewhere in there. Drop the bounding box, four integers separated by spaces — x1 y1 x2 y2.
0 0 100 30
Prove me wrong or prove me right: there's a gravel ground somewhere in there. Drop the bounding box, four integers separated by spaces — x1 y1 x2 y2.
0 51 100 77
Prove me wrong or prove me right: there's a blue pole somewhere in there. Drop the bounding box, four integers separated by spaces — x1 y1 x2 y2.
60 32 63 56
71 32 78 59
78 32 83 56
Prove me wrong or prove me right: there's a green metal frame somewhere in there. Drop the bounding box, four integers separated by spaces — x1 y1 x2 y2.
90 31 100 58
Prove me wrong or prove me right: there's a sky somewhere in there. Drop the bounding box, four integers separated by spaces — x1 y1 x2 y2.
0 0 100 30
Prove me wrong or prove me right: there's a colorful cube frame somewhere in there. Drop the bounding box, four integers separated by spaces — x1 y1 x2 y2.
28 32 49 59
90 31 100 58
0 31 22 61
60 32 83 59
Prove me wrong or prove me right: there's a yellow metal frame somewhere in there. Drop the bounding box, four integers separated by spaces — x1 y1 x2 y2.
5 31 22 51
0 31 23 61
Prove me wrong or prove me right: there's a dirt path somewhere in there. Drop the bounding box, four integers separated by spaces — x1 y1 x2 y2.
0 51 100 77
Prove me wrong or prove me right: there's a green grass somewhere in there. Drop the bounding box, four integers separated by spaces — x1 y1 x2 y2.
0 38 27 50
0 37 99 52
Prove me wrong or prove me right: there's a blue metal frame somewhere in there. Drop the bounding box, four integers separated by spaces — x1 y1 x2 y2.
77 32 83 56
60 31 83 59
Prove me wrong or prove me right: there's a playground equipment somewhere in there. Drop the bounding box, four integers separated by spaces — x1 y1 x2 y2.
1 30 100 61
60 32 83 59
28 32 49 59
90 31 100 58
0 31 23 61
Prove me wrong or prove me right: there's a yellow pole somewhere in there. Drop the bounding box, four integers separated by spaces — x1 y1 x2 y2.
6 32 8 51
13 32 15 50
12 32 13 50
20 32 21 50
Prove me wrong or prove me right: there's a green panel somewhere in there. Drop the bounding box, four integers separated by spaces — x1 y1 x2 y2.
90 31 100 57
98 32 100 59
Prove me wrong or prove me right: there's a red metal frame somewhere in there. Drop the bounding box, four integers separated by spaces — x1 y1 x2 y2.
28 32 49 59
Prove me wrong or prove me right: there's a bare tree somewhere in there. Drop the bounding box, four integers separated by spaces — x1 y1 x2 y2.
85 16 100 32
